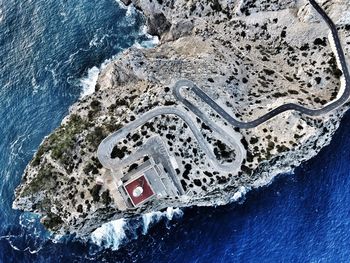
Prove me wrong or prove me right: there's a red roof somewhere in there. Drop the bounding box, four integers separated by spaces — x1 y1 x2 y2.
124 175 155 206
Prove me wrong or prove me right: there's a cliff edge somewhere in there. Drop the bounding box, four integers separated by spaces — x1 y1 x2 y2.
13 0 350 236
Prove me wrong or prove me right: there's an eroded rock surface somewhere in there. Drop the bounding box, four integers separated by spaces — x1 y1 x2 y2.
13 0 350 236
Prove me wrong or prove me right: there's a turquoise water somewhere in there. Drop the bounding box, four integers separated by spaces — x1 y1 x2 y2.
0 0 349 262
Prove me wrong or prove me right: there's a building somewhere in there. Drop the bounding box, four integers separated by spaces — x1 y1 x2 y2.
123 175 155 207
117 156 181 208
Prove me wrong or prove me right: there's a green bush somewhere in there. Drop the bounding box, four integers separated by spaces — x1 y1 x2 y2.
42 213 64 231
22 165 58 196
86 126 108 150
90 184 102 202
39 114 88 170
101 190 112 205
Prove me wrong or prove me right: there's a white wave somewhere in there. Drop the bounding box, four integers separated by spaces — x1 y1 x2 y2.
142 207 183 234
79 0 159 98
114 0 137 22
5 236 44 255
31 75 40 94
126 5 135 17
133 33 159 49
51 234 64 244
78 54 115 98
89 34 100 48
89 33 114 48
135 25 160 48
139 36 160 49
1 213 47 255
90 207 183 250
79 66 100 98
114 0 128 9
91 218 127 250
9 129 30 162
230 186 248 202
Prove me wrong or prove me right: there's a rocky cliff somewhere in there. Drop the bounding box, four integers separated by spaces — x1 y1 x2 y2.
13 0 350 236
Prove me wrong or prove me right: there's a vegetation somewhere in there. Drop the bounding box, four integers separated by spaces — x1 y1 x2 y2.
32 114 88 171
42 213 64 231
90 184 102 202
51 115 88 159
110 145 127 159
213 140 236 161
83 162 99 175
21 164 60 196
327 54 343 79
101 190 112 205
86 126 108 150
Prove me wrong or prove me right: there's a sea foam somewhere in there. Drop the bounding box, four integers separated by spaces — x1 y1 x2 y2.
79 8 158 98
142 207 183 235
91 219 127 250
79 66 100 98
90 208 183 250
85 0 170 250
134 25 160 49
78 57 112 98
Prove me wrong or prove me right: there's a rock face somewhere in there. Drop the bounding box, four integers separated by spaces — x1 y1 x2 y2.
146 13 171 37
120 0 132 6
13 0 350 237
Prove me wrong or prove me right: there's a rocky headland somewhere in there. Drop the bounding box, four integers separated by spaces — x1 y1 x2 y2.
13 0 350 237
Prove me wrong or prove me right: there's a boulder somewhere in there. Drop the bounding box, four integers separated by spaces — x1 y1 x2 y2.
120 0 132 6
146 13 171 38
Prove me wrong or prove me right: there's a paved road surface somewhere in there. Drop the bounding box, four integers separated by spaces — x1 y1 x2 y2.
97 0 348 184
97 107 244 174
174 0 349 129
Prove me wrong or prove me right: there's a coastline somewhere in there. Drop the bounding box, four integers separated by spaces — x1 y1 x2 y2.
12 0 350 237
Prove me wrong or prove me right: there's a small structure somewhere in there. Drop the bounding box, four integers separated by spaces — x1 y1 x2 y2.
95 176 104 185
117 156 181 208
124 175 155 207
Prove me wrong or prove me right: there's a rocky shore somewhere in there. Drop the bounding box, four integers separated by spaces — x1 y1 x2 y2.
13 0 350 236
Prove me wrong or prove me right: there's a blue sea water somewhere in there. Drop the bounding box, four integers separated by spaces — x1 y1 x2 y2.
0 0 350 262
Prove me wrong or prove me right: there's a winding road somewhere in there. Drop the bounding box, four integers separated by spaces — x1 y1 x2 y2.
174 0 350 129
97 107 244 174
97 0 349 178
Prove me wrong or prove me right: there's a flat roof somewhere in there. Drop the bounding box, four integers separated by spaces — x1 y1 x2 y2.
124 175 155 206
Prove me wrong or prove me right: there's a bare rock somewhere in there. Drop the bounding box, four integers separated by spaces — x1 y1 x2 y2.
97 62 137 91
12 0 350 237
164 19 194 41
120 0 132 6
146 12 171 38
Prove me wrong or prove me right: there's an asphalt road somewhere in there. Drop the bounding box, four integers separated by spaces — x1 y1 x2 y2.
174 0 349 129
97 106 244 174
97 0 348 184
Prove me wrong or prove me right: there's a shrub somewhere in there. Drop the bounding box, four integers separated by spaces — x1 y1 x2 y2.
90 185 102 202
101 190 112 205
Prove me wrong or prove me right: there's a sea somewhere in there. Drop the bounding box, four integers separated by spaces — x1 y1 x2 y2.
0 0 349 262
